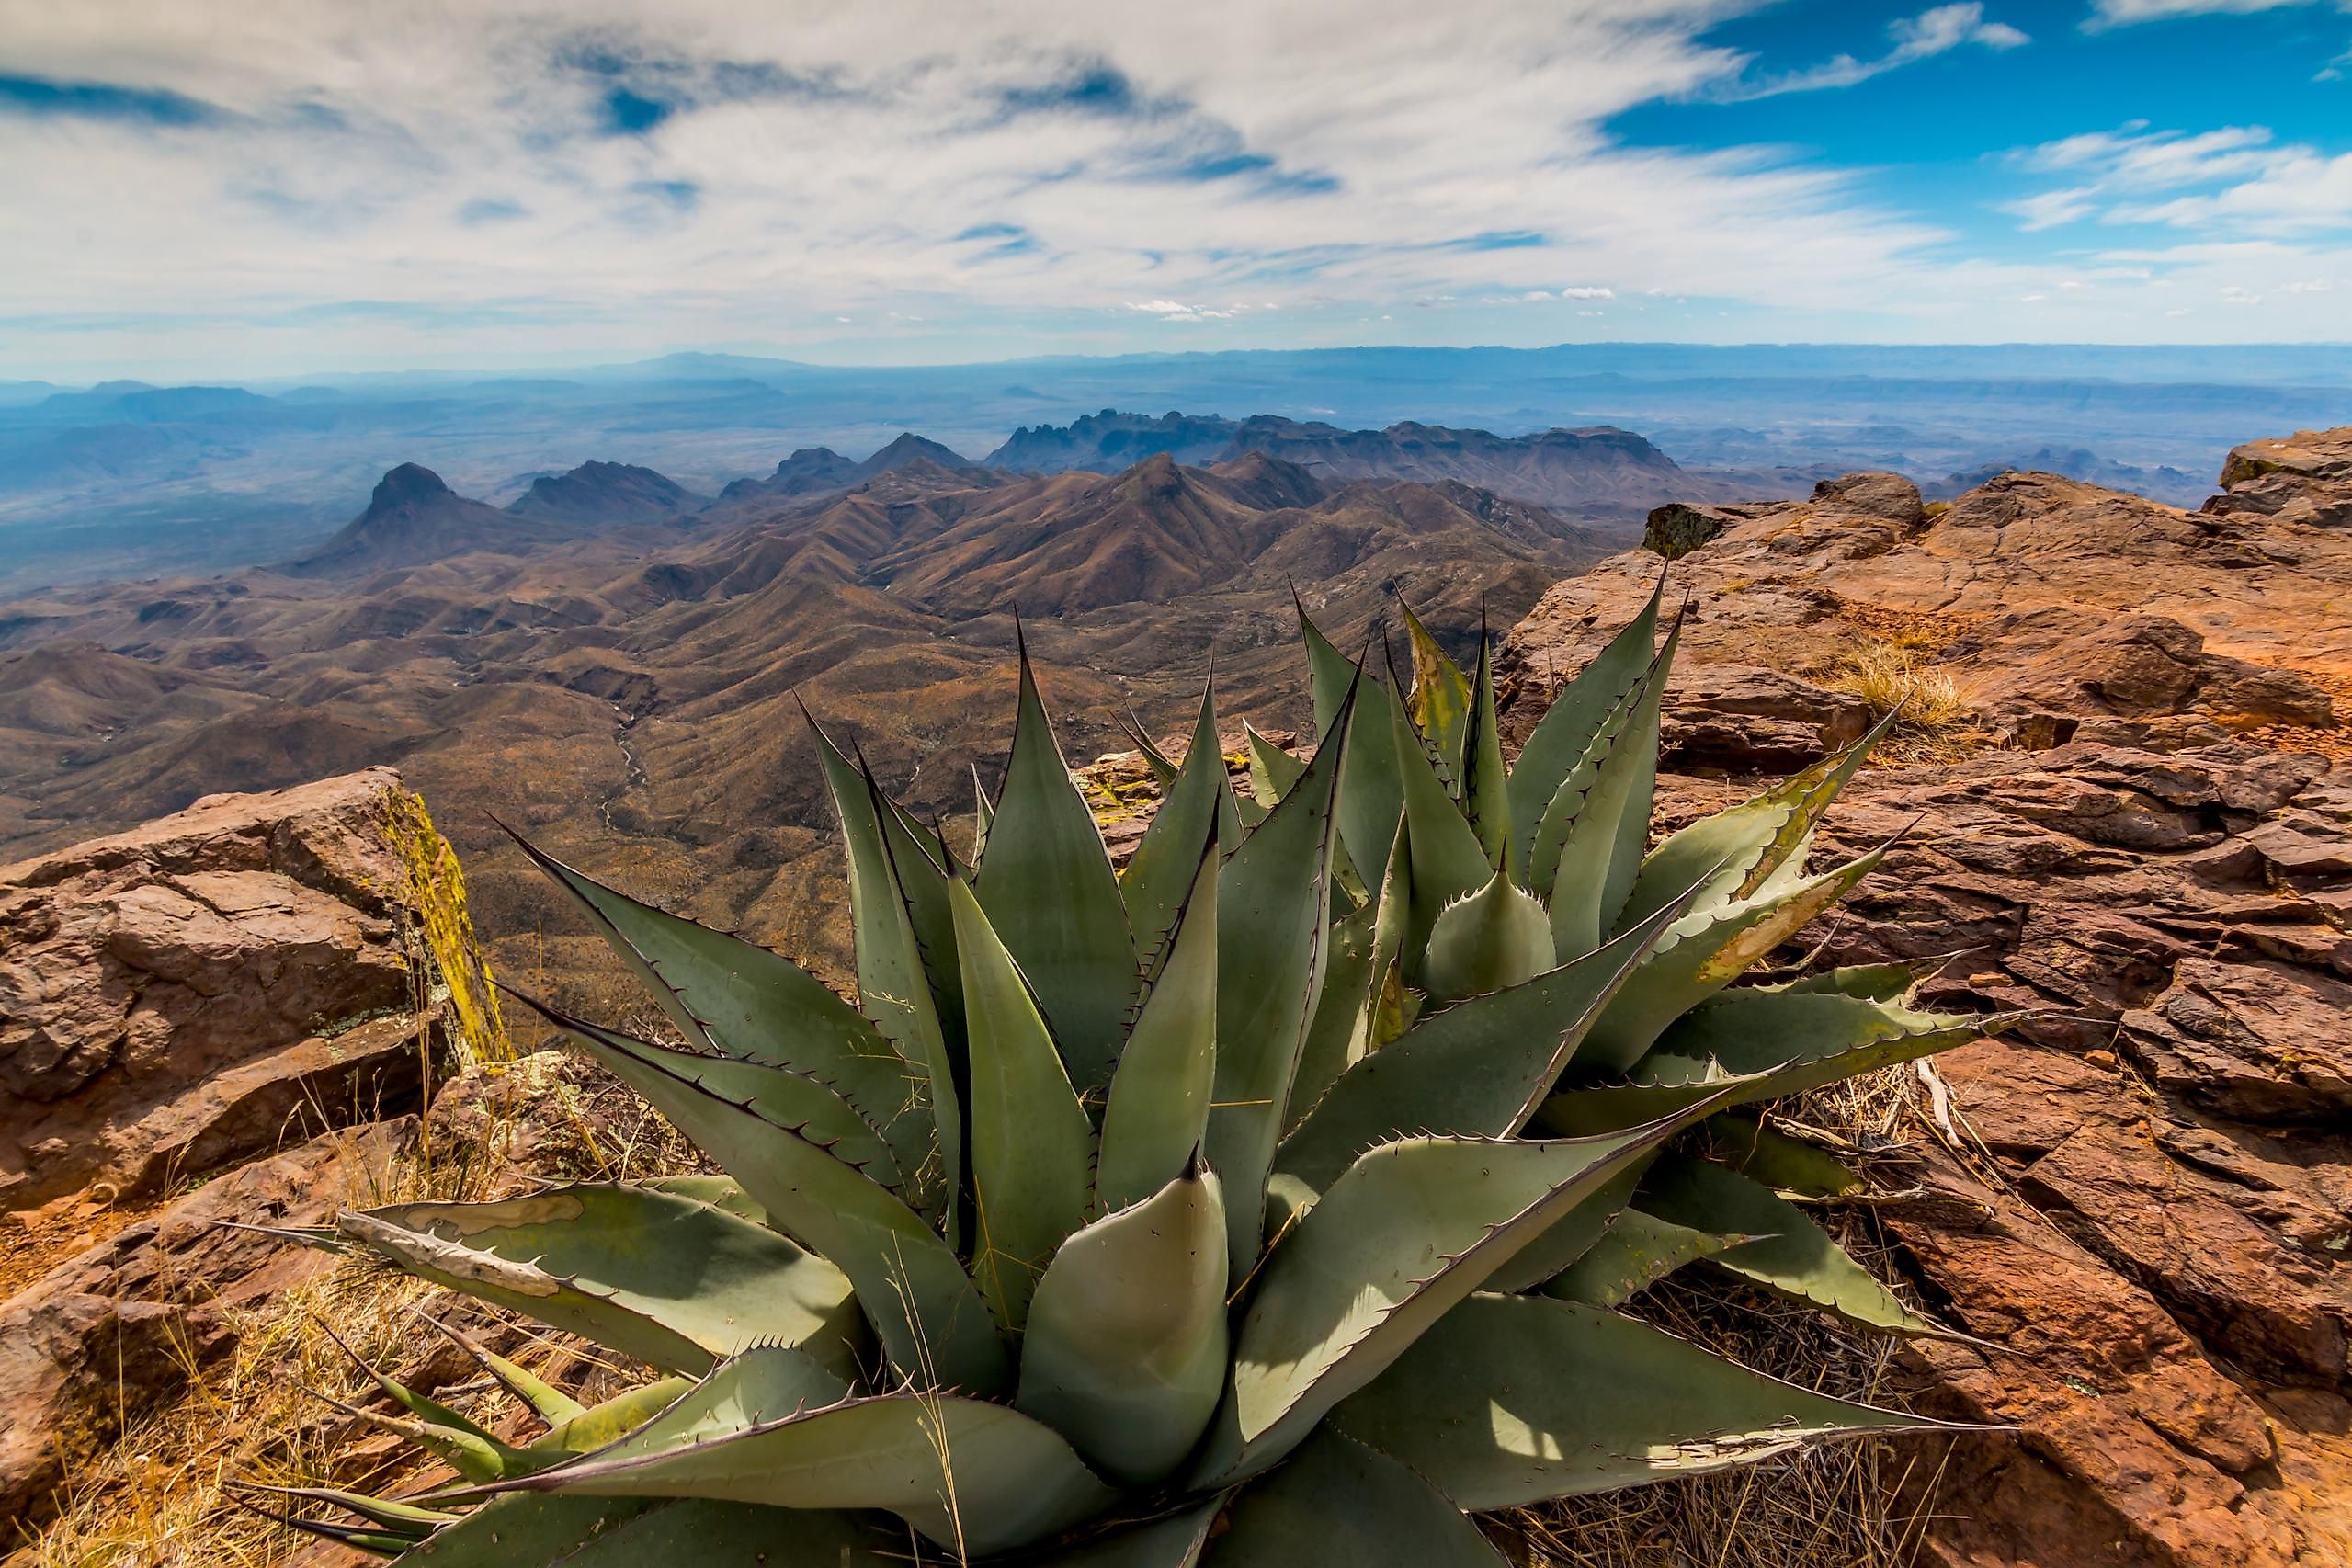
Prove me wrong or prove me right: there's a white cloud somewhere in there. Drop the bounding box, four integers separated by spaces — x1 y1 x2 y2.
1726 4 2028 97
0 0 2340 374
2087 0 2346 27
2220 284 2265 303
2002 187 2099 230
2005 122 2352 240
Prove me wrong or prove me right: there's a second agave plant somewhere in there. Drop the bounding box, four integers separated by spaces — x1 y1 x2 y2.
267 597 2005 1565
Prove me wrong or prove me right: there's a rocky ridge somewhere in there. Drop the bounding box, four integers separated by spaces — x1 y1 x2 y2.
0 767 457 1531
1496 427 2352 1567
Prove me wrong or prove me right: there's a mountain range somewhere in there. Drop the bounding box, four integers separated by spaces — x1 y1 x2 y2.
0 439 1617 1024
986 413 1710 515
10 341 2339 592
232 416 1661 580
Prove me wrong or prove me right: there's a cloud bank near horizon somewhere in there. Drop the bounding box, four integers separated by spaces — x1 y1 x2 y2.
1 0 2347 380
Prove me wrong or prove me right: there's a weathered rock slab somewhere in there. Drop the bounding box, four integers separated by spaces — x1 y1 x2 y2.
0 1120 410 1524
1 767 426 1212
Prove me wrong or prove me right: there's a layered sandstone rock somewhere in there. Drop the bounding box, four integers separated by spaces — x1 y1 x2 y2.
0 767 435 1214
1501 431 2352 1567
0 1121 410 1524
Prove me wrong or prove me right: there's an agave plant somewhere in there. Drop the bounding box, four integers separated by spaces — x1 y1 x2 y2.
267 599 2007 1566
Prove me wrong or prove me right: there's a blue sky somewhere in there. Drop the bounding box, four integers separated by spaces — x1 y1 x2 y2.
1 0 2347 380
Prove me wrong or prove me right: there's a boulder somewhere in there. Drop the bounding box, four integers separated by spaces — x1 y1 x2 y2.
2206 429 2352 531
1811 469 1926 525
1658 663 1873 772
1643 501 1738 560
0 768 436 1213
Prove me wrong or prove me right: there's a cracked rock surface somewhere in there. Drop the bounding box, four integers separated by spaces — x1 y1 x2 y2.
1502 429 2352 1567
1 766 426 1213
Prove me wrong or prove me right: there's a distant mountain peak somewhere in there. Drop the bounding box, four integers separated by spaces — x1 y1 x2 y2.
506 460 703 524
868 432 973 468
369 463 453 510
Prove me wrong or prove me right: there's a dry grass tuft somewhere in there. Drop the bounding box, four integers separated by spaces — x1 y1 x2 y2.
21 1139 470 1567
1495 1064 1957 1568
1824 640 1984 767
14 1043 708 1568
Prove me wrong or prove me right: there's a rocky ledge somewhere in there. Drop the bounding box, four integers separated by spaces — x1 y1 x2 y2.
0 768 447 1527
1500 427 2352 1567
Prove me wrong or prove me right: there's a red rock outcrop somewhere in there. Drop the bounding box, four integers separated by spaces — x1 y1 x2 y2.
1 767 435 1214
0 1121 410 1524
1501 431 2352 1567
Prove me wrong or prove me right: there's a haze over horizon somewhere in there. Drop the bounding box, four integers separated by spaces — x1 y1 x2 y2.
6 0 2352 382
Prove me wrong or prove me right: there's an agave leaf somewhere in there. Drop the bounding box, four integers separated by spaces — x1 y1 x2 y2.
1506 582 1664 885
1420 868 1553 1005
1576 847 1885 1074
532 1377 695 1454
416 1314 586 1428
976 636 1138 1091
1540 1208 1750 1306
1097 837 1219 1213
301 1385 526 1486
1613 708 1896 933
559 1502 900 1565
1017 1165 1231 1486
473 1348 1115 1558
1473 1163 1645 1297
394 1494 663 1562
1299 601 1404 895
1284 873 1381 1136
319 1326 523 1469
1366 815 1417 1048
1699 1114 1867 1199
1205 676 1352 1277
1121 682 1240 976
248 1484 455 1534
1533 1062 1754 1140
337 1185 862 1381
973 764 998 858
950 877 1097 1330
1399 599 1472 790
517 997 1009 1394
1779 955 1953 1002
1386 674 1492 983
1271 892 1697 1221
1200 1094 1738 1484
1460 622 1511 869
633 1173 766 1223
1205 1429 1504 1567
504 831 920 1159
1540 617 1678 952
1125 719 1182 788
1029 1500 1223 1567
1640 1155 1941 1335
546 1010 902 1183
810 728 962 1228
1639 985 2017 1105
1244 721 1304 808
1329 1293 1958 1507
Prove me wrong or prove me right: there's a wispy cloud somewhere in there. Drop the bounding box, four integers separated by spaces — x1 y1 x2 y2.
2004 121 2352 237
0 0 2341 374
2086 0 2347 28
1721 4 2028 98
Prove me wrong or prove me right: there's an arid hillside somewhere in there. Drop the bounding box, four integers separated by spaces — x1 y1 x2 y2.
0 447 1616 1033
